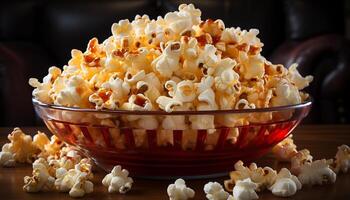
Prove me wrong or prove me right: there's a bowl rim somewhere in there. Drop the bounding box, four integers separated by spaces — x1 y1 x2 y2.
32 97 312 116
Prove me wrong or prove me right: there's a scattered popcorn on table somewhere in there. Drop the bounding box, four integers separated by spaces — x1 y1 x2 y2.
23 162 55 192
272 135 297 161
204 181 233 200
68 172 94 198
268 168 301 197
232 178 258 200
0 143 15 167
334 144 350 173
298 159 336 186
291 149 313 175
102 165 133 194
167 178 195 200
224 160 277 192
1 128 39 165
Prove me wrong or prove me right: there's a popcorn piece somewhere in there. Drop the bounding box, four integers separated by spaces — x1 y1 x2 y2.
152 41 181 78
232 178 258 200
291 149 313 175
269 168 301 197
102 165 133 194
69 172 94 198
287 64 313 90
32 131 50 152
0 144 15 167
55 166 94 197
334 144 350 173
29 66 61 104
157 96 183 113
272 135 297 161
6 128 39 164
55 75 93 108
224 161 277 192
23 162 55 192
164 4 201 35
271 79 301 107
298 159 336 185
204 182 233 200
167 178 195 200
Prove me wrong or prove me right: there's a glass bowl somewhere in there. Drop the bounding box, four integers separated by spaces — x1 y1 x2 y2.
33 98 311 178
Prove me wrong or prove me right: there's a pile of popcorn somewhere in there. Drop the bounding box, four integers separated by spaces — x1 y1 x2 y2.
29 4 313 128
0 128 349 199
0 128 132 198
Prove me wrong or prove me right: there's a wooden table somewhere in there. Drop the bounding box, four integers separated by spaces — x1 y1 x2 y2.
0 125 350 200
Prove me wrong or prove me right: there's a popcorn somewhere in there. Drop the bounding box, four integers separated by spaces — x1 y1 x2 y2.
164 4 201 35
23 162 55 192
32 131 50 152
291 149 313 174
55 165 94 197
5 128 39 164
224 161 277 192
298 159 336 185
272 135 298 161
69 172 94 198
287 64 313 90
157 96 183 113
334 144 350 173
152 41 181 78
204 182 233 200
55 75 93 108
0 144 15 167
102 165 133 194
232 178 258 200
30 4 313 138
29 66 61 104
167 178 195 200
269 168 301 197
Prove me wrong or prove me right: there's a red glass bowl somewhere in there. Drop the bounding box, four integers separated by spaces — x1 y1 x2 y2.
33 98 311 178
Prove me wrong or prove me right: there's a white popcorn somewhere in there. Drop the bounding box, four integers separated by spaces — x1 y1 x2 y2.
0 144 15 167
235 99 256 110
201 44 220 67
152 41 181 78
196 76 214 94
111 19 133 44
132 14 150 38
298 159 336 185
29 66 61 104
239 54 265 80
232 178 258 200
225 161 277 192
291 149 313 175
287 64 313 90
23 162 55 192
174 80 196 103
334 144 350 173
164 4 201 35
69 172 94 198
122 94 153 111
204 182 232 200
55 165 94 197
157 96 183 112
167 178 195 200
215 69 240 95
271 79 301 107
55 75 93 107
102 165 133 194
272 135 297 161
269 168 301 197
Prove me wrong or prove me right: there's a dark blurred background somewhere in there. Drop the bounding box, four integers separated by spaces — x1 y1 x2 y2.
0 0 349 126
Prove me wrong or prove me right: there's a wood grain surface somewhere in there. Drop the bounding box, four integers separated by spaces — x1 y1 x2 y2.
0 125 349 200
